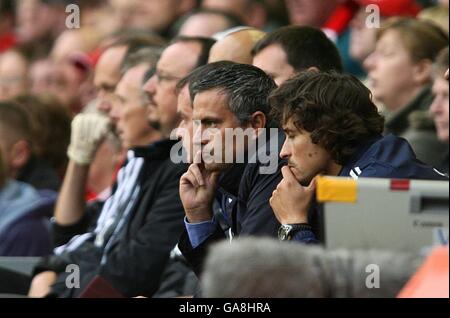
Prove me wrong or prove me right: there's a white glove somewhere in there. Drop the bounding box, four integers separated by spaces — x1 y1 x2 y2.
67 113 111 165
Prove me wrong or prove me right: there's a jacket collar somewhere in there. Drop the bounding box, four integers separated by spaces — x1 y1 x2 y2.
339 134 383 176
132 138 178 160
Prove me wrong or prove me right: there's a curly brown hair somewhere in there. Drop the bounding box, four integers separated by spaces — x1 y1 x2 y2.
270 71 385 165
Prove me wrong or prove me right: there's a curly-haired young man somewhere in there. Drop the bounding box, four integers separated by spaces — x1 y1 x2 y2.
269 71 448 243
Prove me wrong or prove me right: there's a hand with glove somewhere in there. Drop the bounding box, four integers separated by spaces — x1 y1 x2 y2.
67 113 111 165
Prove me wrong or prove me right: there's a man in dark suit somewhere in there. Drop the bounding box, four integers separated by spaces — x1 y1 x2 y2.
177 61 282 276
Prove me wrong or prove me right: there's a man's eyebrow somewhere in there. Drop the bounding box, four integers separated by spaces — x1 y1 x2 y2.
200 116 222 122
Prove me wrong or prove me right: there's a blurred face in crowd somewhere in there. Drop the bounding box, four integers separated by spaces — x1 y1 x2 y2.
253 44 295 86
175 85 194 162
179 12 233 38
50 60 87 114
94 45 128 115
280 118 335 185
110 0 191 33
284 0 341 27
364 30 429 112
29 59 54 95
0 51 28 101
111 63 156 149
143 41 201 136
192 88 249 172
16 0 55 44
202 0 266 28
349 8 379 64
202 0 247 17
430 73 449 143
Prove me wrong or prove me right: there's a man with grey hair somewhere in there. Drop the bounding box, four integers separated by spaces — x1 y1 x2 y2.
201 238 422 298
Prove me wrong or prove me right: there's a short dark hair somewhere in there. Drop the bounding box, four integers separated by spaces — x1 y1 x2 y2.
252 26 343 73
0 101 32 145
170 36 217 69
189 61 277 125
270 71 385 165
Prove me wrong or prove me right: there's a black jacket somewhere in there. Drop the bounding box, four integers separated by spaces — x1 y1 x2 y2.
33 139 188 297
178 132 284 276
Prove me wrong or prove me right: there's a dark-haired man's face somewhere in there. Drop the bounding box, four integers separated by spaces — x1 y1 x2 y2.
143 41 201 136
280 118 332 185
192 88 248 172
253 44 295 86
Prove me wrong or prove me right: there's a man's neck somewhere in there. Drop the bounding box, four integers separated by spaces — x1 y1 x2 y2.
326 161 343 176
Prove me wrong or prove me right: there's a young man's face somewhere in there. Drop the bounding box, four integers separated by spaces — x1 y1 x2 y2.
430 74 449 143
253 43 295 86
280 118 332 185
192 88 248 172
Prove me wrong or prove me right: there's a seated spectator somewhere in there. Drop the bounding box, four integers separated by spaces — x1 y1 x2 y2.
177 9 242 38
208 27 266 64
15 0 65 59
201 238 422 298
0 50 28 101
28 58 54 95
110 52 162 149
178 61 281 277
49 28 103 114
364 18 448 167
13 94 71 178
202 0 268 29
268 71 448 243
349 0 421 79
252 25 343 85
0 101 61 191
429 47 449 174
0 148 56 257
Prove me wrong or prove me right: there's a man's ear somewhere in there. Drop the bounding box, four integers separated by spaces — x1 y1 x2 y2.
412 59 433 86
10 140 31 172
249 111 266 130
306 66 320 73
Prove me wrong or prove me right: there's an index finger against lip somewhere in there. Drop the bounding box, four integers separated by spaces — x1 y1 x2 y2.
189 163 205 187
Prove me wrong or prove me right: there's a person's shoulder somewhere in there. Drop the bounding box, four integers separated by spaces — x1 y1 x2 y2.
355 135 448 180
